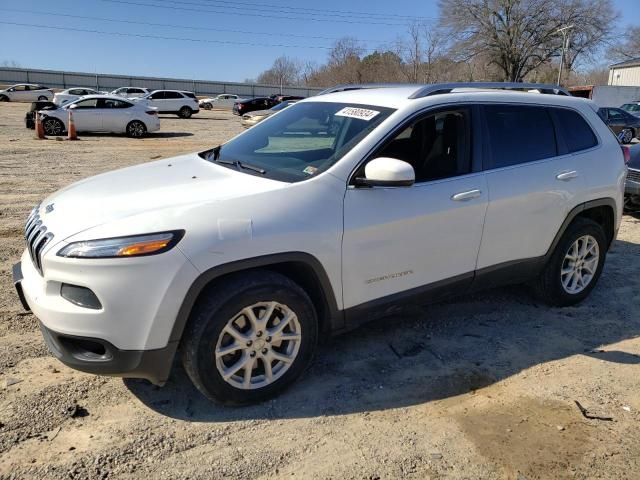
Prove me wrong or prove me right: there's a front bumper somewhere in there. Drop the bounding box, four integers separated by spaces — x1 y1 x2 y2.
13 260 178 385
37 320 175 385
625 179 640 196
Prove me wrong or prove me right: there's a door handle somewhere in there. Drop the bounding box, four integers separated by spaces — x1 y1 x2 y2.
451 189 482 201
556 170 579 181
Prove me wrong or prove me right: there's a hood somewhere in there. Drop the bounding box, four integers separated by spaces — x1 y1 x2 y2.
246 109 274 117
35 153 285 243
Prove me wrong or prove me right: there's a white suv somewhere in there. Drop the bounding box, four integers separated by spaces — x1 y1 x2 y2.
13 83 626 405
137 90 200 118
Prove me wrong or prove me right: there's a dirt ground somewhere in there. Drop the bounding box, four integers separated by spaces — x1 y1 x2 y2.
0 101 639 480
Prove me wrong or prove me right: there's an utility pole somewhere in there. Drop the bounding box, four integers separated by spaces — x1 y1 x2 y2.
556 25 574 86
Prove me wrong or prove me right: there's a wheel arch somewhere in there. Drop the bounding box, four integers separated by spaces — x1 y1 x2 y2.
546 198 617 260
169 252 342 347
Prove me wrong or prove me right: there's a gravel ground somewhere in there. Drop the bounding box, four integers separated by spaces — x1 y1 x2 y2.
0 101 639 480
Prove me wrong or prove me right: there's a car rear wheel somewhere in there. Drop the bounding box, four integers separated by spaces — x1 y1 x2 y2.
621 128 634 144
534 217 606 306
126 120 147 138
0 95 8 102
38 95 48 101
42 118 64 136
178 106 193 118
181 271 318 405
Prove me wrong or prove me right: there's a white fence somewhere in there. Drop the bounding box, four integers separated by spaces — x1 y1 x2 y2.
0 67 323 98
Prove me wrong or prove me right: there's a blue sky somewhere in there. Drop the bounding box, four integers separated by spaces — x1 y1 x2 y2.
0 0 637 82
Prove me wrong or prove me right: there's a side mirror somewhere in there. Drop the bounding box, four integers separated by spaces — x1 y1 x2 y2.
68 103 78 109
355 157 415 187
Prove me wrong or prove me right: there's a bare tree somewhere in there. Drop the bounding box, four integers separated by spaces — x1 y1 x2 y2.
256 56 302 87
609 26 640 61
439 0 616 82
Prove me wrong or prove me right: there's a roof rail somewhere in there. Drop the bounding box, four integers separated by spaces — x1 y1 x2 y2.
317 83 421 96
408 82 570 99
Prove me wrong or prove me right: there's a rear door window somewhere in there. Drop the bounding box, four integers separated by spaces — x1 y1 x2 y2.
550 108 598 153
484 105 557 169
164 91 184 99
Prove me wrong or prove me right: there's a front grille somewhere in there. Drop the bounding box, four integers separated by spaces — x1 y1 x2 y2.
628 168 640 183
24 207 54 276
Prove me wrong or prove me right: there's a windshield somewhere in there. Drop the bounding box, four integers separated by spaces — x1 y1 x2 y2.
203 101 394 182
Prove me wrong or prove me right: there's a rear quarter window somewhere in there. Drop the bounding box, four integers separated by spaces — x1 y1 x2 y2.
484 105 557 169
550 108 598 153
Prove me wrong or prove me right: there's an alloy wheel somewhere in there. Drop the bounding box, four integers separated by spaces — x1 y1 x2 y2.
43 119 62 136
560 235 599 294
214 301 302 390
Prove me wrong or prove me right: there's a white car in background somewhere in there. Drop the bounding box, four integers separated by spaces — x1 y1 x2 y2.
53 88 104 106
39 95 160 138
199 94 244 109
0 84 53 102
137 90 200 118
111 87 151 99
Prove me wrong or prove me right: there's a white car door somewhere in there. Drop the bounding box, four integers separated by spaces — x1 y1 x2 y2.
100 98 133 132
163 91 184 111
9 85 29 101
146 91 166 111
476 104 586 270
342 106 488 310
68 98 103 131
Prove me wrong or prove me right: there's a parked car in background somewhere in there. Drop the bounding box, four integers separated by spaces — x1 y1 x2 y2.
232 97 277 116
620 102 640 116
199 94 243 109
111 87 151 99
0 84 53 102
270 94 305 103
625 143 640 212
39 95 159 138
241 100 298 128
54 88 104 106
14 82 626 405
597 107 640 144
137 90 199 118
25 101 57 129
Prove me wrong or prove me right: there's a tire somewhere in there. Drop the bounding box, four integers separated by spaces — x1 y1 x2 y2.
126 120 147 138
37 95 48 101
534 217 607 307
621 128 634 144
181 271 318 405
202 102 212 110
178 106 193 118
42 117 64 136
0 95 8 102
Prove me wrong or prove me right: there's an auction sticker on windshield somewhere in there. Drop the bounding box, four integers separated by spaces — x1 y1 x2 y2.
335 107 380 121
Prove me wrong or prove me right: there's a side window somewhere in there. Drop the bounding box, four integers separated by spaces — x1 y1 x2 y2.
375 108 471 182
183 92 196 99
164 91 183 99
608 109 625 121
102 99 132 109
597 108 607 121
73 98 99 109
150 91 165 99
484 105 556 169
24 85 31 91
551 108 598 153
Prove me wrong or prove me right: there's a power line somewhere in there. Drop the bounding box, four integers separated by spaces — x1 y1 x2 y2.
4 8 383 43
149 0 435 22
101 0 412 26
0 21 335 49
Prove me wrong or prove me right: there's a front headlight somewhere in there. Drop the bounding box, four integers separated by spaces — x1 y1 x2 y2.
57 230 184 258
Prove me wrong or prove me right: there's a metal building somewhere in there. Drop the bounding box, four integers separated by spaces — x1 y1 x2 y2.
609 58 640 87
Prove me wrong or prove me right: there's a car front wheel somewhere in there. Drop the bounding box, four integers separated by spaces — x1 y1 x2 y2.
534 217 607 306
126 120 147 138
181 271 318 405
0 95 9 102
178 106 193 118
42 117 64 136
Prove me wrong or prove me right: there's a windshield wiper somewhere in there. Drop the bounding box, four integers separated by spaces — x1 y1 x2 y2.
213 157 266 174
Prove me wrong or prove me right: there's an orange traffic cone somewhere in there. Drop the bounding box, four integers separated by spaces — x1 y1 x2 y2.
67 110 77 140
35 112 45 139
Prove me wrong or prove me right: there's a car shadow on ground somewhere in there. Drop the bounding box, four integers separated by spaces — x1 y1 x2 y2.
158 116 230 121
146 132 194 138
125 238 640 422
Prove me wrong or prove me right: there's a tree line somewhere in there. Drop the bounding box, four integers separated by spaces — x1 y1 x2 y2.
252 0 639 88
